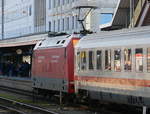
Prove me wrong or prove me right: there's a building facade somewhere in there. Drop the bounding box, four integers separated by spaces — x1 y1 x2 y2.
0 0 46 39
46 0 118 33
0 0 118 39
0 0 34 39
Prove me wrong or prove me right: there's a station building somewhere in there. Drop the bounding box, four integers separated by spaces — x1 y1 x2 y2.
46 0 118 33
0 0 118 77
0 0 118 39
0 0 46 39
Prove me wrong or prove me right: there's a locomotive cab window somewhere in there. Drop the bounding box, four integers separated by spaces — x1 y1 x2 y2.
61 40 65 44
135 48 143 72
81 51 87 70
56 41 60 44
147 48 150 72
89 51 94 70
124 49 132 71
114 49 121 72
105 50 111 71
96 50 102 70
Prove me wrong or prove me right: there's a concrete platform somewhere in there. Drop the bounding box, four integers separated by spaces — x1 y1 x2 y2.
0 76 32 92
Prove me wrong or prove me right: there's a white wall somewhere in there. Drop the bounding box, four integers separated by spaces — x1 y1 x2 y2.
0 0 34 39
46 0 81 34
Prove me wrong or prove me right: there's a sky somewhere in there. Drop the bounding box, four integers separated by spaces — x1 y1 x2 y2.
100 13 113 24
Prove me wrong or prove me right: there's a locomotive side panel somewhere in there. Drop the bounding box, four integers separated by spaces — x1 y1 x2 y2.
32 48 69 92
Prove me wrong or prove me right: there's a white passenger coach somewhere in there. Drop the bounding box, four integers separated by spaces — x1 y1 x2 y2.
75 26 150 107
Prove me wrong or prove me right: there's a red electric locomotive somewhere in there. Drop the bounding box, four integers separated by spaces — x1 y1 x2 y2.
32 34 80 96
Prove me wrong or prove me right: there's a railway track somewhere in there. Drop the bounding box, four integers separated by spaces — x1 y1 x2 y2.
0 86 33 97
0 96 59 114
0 85 142 114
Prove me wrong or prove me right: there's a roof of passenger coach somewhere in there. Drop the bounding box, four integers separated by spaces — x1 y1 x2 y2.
76 26 150 49
34 34 78 50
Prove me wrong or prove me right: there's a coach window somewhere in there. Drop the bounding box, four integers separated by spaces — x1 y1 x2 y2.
89 51 94 70
96 50 102 70
147 48 150 72
124 49 132 71
81 51 87 70
105 50 111 70
135 48 143 72
114 49 121 72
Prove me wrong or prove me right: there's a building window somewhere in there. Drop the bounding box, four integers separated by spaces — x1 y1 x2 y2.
124 49 132 71
49 21 51 31
62 0 65 5
81 51 86 70
100 13 113 25
29 5 32 16
135 48 143 72
58 0 60 6
58 19 60 32
62 18 65 31
147 48 150 72
76 15 78 29
114 49 121 72
66 17 69 30
53 20 55 32
53 0 56 8
89 51 94 70
67 0 69 4
105 50 111 71
49 0 51 9
72 16 74 29
96 50 102 70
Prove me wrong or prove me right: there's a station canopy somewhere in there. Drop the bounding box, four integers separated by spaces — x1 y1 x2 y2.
0 33 47 48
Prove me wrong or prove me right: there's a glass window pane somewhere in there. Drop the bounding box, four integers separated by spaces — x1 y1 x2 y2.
96 50 102 70
49 21 51 31
114 49 121 72
124 49 132 71
58 19 60 32
105 50 111 70
81 51 86 70
135 48 143 72
49 0 51 9
147 48 150 72
62 19 65 31
89 51 94 70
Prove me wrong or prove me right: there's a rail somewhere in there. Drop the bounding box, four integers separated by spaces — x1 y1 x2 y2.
0 96 59 114
0 86 33 97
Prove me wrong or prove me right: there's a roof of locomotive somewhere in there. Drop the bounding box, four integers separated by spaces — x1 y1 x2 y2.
34 34 79 50
76 26 150 49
